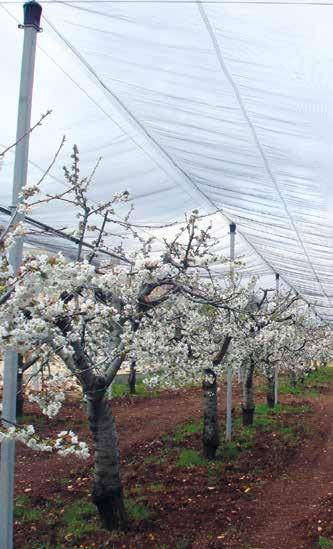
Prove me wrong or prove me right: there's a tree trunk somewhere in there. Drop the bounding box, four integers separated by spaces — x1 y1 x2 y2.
266 373 275 408
242 359 255 426
16 366 24 419
128 360 136 395
202 369 219 460
289 370 297 388
87 395 127 530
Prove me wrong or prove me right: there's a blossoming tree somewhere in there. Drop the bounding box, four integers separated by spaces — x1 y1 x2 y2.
0 147 231 528
134 272 252 459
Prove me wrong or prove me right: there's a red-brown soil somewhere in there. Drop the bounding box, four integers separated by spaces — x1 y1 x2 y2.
244 388 333 549
10 379 333 548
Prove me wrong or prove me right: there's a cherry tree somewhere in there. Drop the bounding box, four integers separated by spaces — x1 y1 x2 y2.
276 307 332 388
229 288 302 424
134 272 251 459
0 148 228 528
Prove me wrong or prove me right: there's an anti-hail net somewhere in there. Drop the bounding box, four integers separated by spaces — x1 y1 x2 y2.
1 0 332 321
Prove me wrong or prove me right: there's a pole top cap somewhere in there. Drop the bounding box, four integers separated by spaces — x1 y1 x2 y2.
23 0 42 31
229 222 236 234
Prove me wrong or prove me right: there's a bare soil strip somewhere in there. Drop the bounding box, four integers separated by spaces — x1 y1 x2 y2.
243 388 333 549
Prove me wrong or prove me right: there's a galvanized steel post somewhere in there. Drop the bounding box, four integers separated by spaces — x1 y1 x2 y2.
226 222 236 443
0 4 42 548
274 273 280 406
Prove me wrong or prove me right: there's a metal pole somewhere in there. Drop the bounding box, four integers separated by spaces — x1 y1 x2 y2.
32 362 40 391
226 222 236 443
0 4 42 548
274 273 280 406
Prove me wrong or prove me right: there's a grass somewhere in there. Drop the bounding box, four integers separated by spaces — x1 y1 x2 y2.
276 403 312 414
319 536 333 548
15 495 95 547
14 495 42 523
169 400 308 468
140 394 314 483
149 482 165 492
279 425 297 442
125 498 151 521
111 380 159 398
280 384 318 397
254 402 309 443
219 440 240 460
143 453 167 465
58 477 71 487
62 500 97 542
218 422 254 461
177 448 206 468
173 420 202 443
280 366 333 397
63 500 95 525
308 366 333 385
218 401 309 463
15 495 101 546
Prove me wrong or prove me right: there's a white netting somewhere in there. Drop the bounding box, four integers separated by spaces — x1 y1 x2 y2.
1 0 332 320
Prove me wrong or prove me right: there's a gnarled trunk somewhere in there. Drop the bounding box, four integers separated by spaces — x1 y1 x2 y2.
202 369 219 460
242 359 255 425
128 360 136 395
266 373 275 408
87 395 127 530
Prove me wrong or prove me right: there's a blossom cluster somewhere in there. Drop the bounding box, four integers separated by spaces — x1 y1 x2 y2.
0 424 89 459
26 370 80 418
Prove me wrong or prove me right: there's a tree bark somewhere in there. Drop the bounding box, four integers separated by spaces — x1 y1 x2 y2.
87 394 127 530
202 369 219 460
266 373 275 408
242 359 255 426
128 360 136 395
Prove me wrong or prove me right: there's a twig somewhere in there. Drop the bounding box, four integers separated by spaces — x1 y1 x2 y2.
0 111 52 158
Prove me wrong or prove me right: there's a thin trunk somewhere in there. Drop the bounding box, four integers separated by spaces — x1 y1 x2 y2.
289 370 297 388
202 369 219 460
238 364 243 384
16 358 24 419
87 395 127 530
128 360 136 395
266 373 275 408
242 359 255 426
